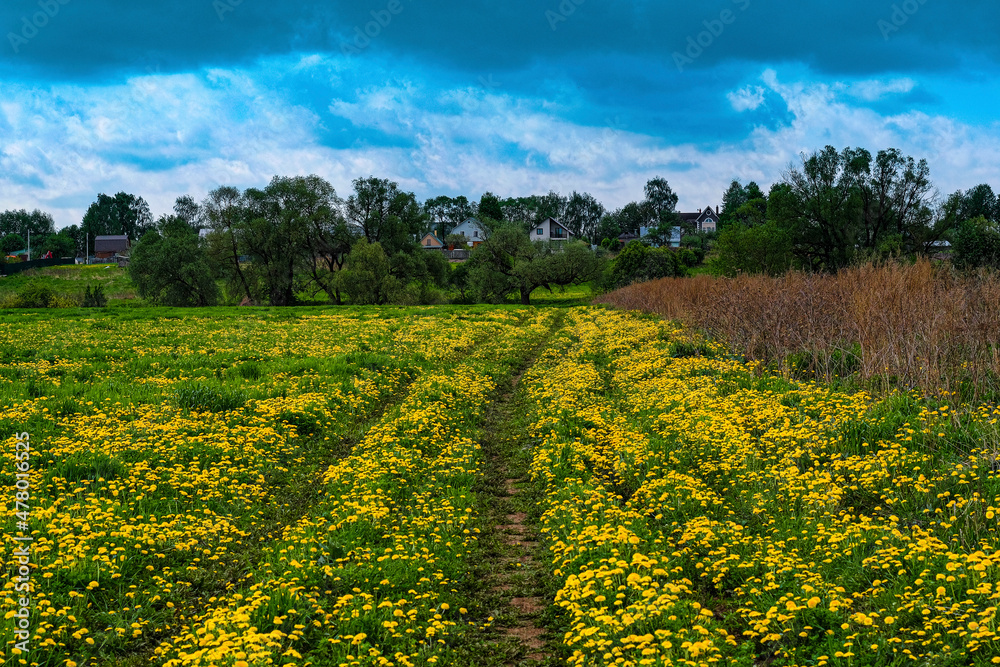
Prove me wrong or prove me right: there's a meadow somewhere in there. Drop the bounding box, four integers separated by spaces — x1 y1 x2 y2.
1 302 999 666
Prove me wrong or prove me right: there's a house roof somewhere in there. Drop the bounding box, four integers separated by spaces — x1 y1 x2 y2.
421 232 444 247
94 235 129 253
679 206 720 223
452 218 484 231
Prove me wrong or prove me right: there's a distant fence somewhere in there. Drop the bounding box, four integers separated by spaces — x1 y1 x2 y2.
443 249 470 261
0 257 75 276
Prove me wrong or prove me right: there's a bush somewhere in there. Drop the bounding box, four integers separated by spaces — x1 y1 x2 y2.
952 216 1000 272
338 239 399 305
710 221 793 277
82 284 108 308
607 241 685 289
14 281 54 308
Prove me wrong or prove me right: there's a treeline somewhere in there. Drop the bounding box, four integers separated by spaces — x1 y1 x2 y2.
0 209 77 258
126 175 609 306
0 193 156 259
710 145 1000 275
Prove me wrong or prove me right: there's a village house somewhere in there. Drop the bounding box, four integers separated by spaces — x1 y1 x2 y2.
449 218 488 247
94 235 130 260
529 217 572 242
680 206 720 233
420 232 445 249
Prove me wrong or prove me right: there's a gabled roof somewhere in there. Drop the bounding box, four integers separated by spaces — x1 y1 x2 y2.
94 235 129 253
679 206 720 223
452 217 484 231
421 232 444 247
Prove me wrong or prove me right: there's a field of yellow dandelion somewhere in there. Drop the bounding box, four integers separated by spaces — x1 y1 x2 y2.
3 306 1000 666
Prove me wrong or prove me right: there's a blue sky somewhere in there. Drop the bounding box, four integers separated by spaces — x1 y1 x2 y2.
2 0 999 227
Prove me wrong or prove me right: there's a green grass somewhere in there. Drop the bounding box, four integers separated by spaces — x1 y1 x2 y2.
0 263 138 306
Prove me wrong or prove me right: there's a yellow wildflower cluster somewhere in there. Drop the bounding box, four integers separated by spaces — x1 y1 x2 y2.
0 310 547 665
526 308 1000 666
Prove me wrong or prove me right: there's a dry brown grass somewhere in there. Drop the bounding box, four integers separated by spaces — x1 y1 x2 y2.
597 260 1000 399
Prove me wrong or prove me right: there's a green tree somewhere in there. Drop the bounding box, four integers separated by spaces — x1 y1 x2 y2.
0 209 55 239
173 195 203 228
611 202 651 236
346 177 427 255
607 240 684 289
478 191 504 222
596 214 623 245
450 262 472 302
56 225 85 257
424 195 474 237
338 239 399 305
40 233 76 257
776 146 936 271
644 177 684 234
1 233 26 254
952 216 1000 271
203 186 255 304
563 191 605 244
710 221 793 277
719 180 766 229
81 192 154 253
468 224 603 305
241 175 342 307
128 217 220 306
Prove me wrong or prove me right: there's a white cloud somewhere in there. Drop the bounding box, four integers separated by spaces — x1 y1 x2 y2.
845 77 917 101
0 60 997 228
727 85 766 112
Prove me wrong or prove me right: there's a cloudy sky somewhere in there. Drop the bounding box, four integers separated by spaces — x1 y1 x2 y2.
1 0 998 227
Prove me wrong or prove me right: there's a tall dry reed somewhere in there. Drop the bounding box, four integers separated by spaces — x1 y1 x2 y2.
597 260 1000 400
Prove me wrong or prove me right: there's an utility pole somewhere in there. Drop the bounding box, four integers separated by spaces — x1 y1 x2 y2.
27 231 29 261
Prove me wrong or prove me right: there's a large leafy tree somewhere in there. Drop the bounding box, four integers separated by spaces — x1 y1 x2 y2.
710 221 793 277
564 191 605 243
478 191 504 222
1 234 26 255
774 146 936 270
468 224 603 305
942 184 998 227
612 202 651 236
337 238 399 305
203 175 345 306
346 177 427 255
0 209 55 239
172 195 203 228
203 186 255 304
719 180 766 229
128 216 220 306
527 191 568 225
40 232 77 258
80 192 154 253
55 225 85 256
241 175 343 307
952 216 1000 271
